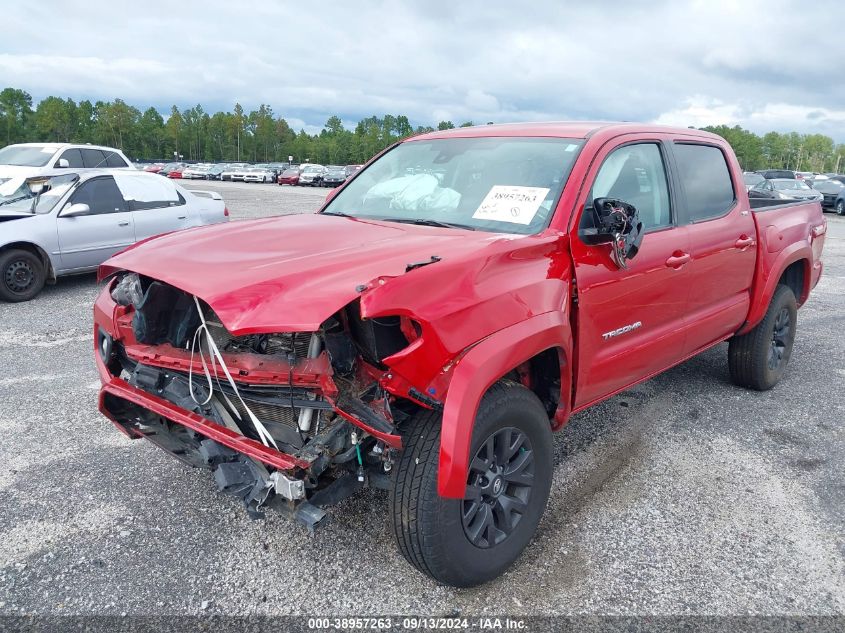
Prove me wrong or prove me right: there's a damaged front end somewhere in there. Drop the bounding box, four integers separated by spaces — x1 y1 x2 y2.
95 272 435 529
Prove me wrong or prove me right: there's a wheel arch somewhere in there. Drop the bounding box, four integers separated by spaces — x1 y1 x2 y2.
437 311 572 498
0 241 56 283
738 244 811 336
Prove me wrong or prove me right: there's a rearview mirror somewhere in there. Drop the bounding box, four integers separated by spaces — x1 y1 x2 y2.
579 197 644 269
57 158 70 168
61 203 91 217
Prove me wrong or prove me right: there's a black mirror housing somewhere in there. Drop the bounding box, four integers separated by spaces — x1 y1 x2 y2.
579 197 644 268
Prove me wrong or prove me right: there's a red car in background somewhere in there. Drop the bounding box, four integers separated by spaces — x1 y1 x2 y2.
167 166 185 179
277 167 300 185
143 163 164 174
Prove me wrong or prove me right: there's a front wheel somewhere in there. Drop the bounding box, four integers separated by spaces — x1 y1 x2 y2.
0 248 46 302
728 284 797 391
836 199 845 216
390 381 553 587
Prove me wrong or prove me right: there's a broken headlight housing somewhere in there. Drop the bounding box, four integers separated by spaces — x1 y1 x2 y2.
110 272 144 307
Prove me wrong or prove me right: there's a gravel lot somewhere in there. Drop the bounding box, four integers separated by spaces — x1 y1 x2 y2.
0 179 843 616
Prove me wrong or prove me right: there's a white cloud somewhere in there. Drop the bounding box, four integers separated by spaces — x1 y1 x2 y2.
655 97 845 137
0 0 842 139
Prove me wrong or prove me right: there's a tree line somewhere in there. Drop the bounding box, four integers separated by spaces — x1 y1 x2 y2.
0 87 472 166
1 87 843 171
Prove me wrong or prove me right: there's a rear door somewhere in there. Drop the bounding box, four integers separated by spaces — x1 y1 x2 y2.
114 173 191 239
570 136 691 409
669 141 757 353
56 176 135 270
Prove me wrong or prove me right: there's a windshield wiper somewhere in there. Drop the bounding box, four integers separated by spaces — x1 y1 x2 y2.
382 217 477 231
0 195 32 209
321 211 356 218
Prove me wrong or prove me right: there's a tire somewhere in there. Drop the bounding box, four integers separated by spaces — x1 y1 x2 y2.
390 380 553 587
728 284 797 391
836 199 845 216
0 248 46 302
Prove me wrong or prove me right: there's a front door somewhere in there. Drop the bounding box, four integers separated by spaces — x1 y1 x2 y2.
570 138 691 409
57 176 135 271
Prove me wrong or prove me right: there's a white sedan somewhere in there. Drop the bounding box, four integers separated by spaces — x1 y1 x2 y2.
0 169 229 302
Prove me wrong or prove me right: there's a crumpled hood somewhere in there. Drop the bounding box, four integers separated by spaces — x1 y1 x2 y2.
100 213 507 334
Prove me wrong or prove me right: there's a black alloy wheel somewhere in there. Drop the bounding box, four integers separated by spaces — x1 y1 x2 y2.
768 307 791 371
462 427 534 548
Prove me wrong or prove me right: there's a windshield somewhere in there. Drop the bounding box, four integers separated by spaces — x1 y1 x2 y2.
0 145 56 167
322 136 584 234
773 180 809 191
0 173 78 214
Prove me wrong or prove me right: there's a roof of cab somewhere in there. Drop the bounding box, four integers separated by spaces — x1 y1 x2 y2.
410 121 723 142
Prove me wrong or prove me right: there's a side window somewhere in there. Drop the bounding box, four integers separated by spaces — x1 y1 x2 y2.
586 143 671 231
674 144 735 222
59 149 84 168
81 149 108 168
105 151 128 168
68 177 128 215
112 173 183 210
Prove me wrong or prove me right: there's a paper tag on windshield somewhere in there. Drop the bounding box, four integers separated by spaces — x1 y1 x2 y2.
472 186 550 225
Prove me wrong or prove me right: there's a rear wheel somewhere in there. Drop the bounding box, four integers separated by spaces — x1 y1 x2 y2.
728 284 797 391
836 199 845 216
0 248 46 302
390 381 553 587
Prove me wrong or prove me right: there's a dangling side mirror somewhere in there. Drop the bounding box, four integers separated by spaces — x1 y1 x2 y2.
578 197 644 269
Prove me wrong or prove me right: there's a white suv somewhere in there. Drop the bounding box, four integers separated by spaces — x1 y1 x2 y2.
0 143 134 179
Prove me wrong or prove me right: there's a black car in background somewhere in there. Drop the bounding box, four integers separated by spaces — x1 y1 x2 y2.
812 175 845 208
757 169 796 180
322 165 348 187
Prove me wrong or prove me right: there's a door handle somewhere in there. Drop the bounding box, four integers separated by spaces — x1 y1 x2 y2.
665 251 691 269
735 236 755 249
177 216 187 220
118 221 130 227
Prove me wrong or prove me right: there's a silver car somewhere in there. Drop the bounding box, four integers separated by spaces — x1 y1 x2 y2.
0 170 229 302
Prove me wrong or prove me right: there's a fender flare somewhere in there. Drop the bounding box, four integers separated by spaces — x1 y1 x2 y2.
739 242 811 335
437 311 572 498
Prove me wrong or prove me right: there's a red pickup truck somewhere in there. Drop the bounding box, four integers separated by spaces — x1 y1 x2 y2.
93 122 826 587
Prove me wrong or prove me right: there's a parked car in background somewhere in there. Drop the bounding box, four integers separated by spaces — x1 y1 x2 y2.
243 166 276 183
167 165 186 179
298 164 325 186
322 165 348 187
143 163 164 174
812 175 845 209
345 165 362 178
0 143 134 178
748 178 824 202
742 172 765 191
158 162 187 177
205 164 227 180
277 167 300 186
221 163 250 181
0 170 228 301
795 171 816 181
757 169 796 180
182 164 212 179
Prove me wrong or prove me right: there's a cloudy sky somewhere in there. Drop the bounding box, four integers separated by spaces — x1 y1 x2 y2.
2 0 843 139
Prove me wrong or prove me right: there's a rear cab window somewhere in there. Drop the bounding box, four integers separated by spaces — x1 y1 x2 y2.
673 143 735 222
